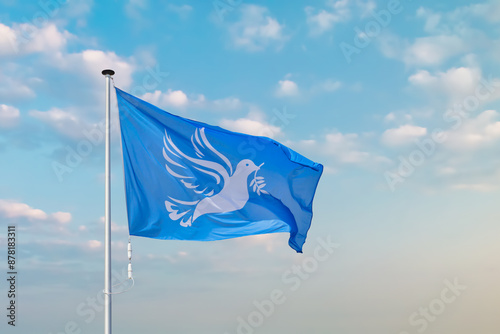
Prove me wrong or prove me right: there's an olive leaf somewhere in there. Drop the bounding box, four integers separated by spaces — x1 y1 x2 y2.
250 170 268 195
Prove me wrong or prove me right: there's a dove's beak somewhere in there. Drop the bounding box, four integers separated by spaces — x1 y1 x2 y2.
258 162 264 170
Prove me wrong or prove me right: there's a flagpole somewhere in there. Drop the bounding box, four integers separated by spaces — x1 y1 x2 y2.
102 69 115 334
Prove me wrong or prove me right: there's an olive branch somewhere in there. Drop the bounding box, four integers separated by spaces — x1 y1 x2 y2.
250 169 268 196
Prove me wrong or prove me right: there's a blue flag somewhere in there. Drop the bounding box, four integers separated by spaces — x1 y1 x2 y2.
116 88 323 252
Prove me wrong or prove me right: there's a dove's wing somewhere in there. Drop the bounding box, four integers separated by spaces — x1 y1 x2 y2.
190 128 233 175
163 127 231 197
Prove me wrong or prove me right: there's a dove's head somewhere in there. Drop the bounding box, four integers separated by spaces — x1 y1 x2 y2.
235 159 261 176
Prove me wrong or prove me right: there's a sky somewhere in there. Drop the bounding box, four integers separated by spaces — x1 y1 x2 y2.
0 0 499 333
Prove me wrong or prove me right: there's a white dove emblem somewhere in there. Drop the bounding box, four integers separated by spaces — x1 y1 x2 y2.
162 127 268 227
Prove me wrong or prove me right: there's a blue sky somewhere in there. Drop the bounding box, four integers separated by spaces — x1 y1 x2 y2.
1 0 499 333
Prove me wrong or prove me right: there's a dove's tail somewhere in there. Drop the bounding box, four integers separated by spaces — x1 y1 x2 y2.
165 197 199 227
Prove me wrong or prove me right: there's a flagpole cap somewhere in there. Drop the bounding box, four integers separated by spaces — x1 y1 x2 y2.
101 69 115 76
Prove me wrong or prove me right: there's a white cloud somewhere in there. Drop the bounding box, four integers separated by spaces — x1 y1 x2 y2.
384 112 396 122
99 216 128 234
0 200 72 227
437 166 456 176
445 1 500 25
167 4 193 19
28 105 120 142
141 89 243 111
356 0 376 18
443 110 500 150
321 79 342 92
276 79 299 97
62 0 94 22
408 69 437 86
126 0 147 10
212 97 242 111
237 233 285 253
275 76 343 98
52 212 72 224
452 183 497 192
221 118 281 138
0 199 48 220
380 2 500 67
324 132 370 163
382 125 427 146
416 7 442 33
0 23 71 56
125 0 148 20
277 77 343 98
311 79 342 93
305 8 341 35
227 5 287 52
220 111 283 138
0 104 20 127
383 112 415 124
29 108 93 140
23 23 71 54
305 0 350 36
146 251 189 264
0 23 17 55
141 89 189 108
404 35 466 66
377 31 402 59
52 49 135 89
305 0 381 35
296 130 389 166
87 240 102 249
378 32 467 66
0 73 36 101
407 66 500 105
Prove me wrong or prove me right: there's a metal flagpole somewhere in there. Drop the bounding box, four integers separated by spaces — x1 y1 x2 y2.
102 69 115 334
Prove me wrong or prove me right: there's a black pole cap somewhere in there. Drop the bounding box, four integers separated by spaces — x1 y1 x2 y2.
102 69 115 76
